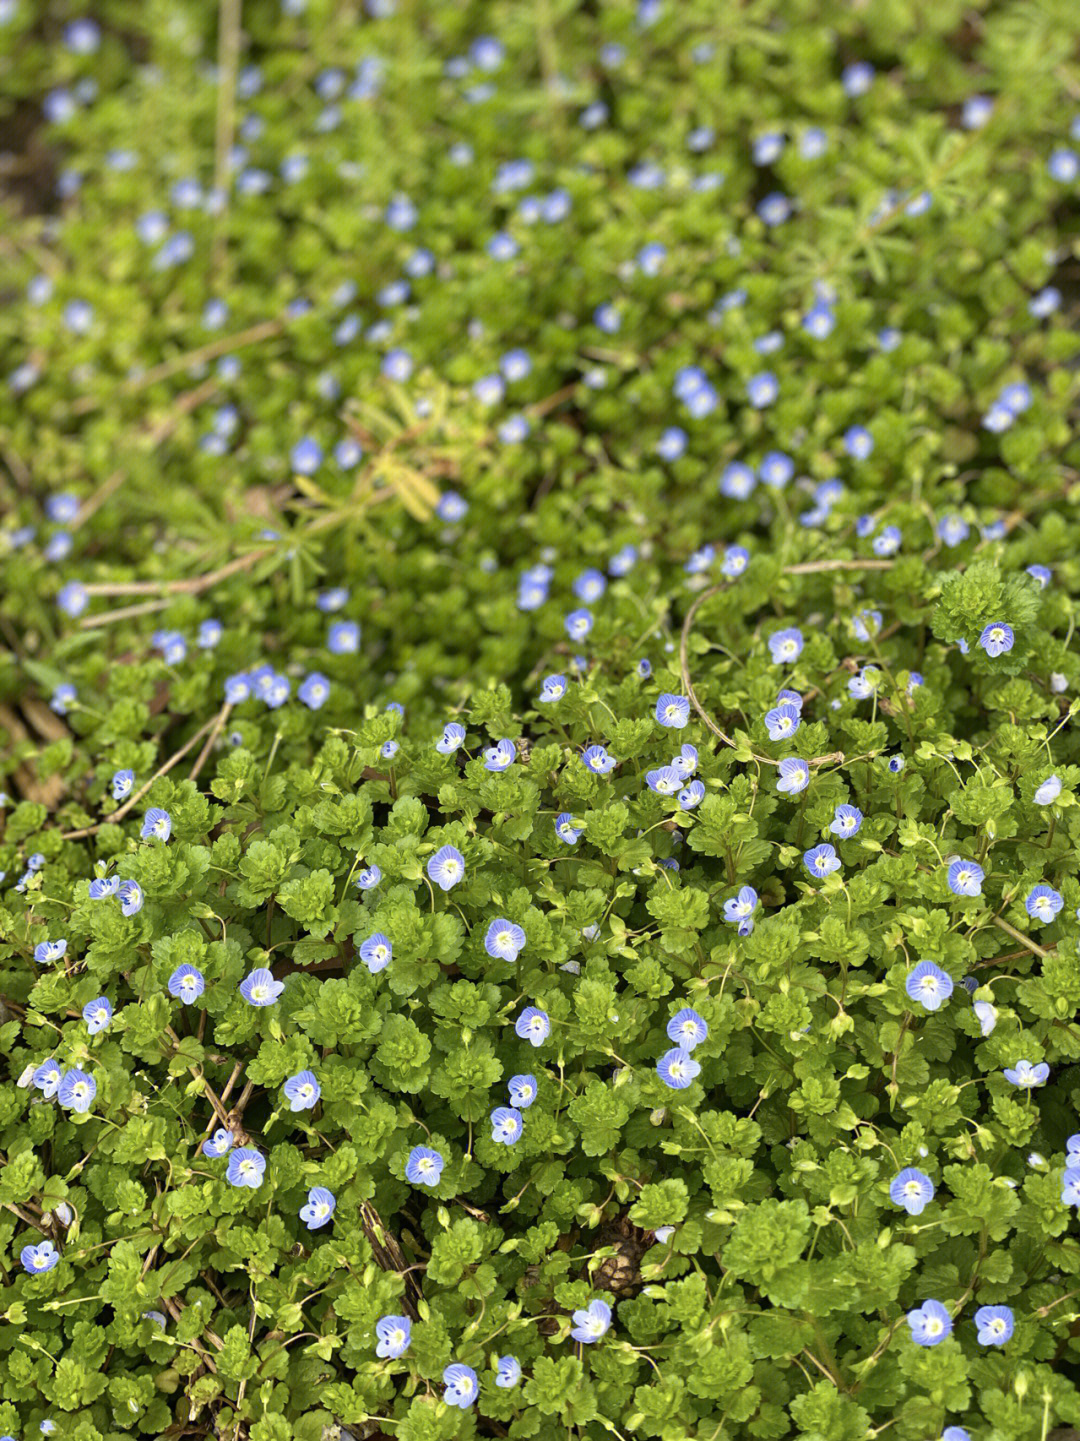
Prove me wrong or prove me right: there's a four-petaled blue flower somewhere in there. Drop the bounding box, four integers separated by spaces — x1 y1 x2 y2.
947 859 984 897
515 1006 551 1047
406 1145 444 1186
112 769 135 800
830 804 863 838
765 702 801 740
58 1069 96 1113
436 722 466 754
428 845 465 890
485 919 526 962
203 1128 233 1157
299 673 330 709
646 765 682 795
34 939 67 964
582 744 617 774
284 1071 320 1111
1004 1060 1049 1088
777 758 809 795
538 674 567 703
679 780 705 809
375 1315 411 1358
565 608 593 641
141 807 172 842
655 693 690 728
89 876 119 899
169 965 205 1003
1034 775 1062 805
570 1299 612 1343
979 621 1014 657
889 1168 934 1215
657 1047 701 1089
239 968 284 1006
226 1148 265 1188
769 628 804 665
804 843 840 879
21 1239 61 1275
666 1008 708 1049
491 1106 524 1144
82 997 112 1035
360 933 393 973
1025 885 1062 925
356 865 382 890
975 1304 1014 1346
555 813 583 844
118 879 143 916
907 1299 952 1346
508 1074 537 1108
443 1363 479 1409
300 1186 335 1229
496 1354 522 1388
483 738 516 771
723 886 758 933
905 962 954 1012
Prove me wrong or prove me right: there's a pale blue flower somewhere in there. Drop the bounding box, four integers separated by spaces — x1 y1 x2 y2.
570 1299 611 1343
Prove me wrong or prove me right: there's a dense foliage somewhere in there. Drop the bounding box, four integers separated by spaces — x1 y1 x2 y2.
4 2 1080 1439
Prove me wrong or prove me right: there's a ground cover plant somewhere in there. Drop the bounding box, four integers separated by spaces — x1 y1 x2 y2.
4 1 1080 1438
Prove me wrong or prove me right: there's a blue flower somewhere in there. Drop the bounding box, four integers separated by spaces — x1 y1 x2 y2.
655 693 691 729
777 758 809 795
907 1299 952 1346
670 744 697 778
118 879 143 916
582 744 617 774
666 1008 708 1049
359 933 393 973
491 1106 524 1143
203 1128 233 1157
168 965 205 1003
765 702 801 740
82 997 112 1035
723 886 758 928
565 608 593 642
759 451 795 488
515 1007 550 1047
405 1145 444 1186
844 425 874 460
721 544 750 578
483 738 517 772
852 608 882 642
906 962 954 1012
299 673 330 709
381 740 399 761
979 621 1014 657
34 1060 63 1099
300 1186 336 1229
436 722 466 754
747 371 779 407
769 628 804 665
224 673 252 703
1004 1059 1049 1088
21 1239 60 1275
804 843 841 879
327 620 360 654
111 769 135 800
1062 1167 1080 1207
226 1148 265 1188
239 968 284 1006
570 1299 612 1343
428 845 465 890
646 766 683 796
947 859 984 897
34 939 67 964
1025 885 1063 924
830 804 863 838
973 999 997 1036
508 1074 537 1108
975 1305 1014 1346
89 877 119 899
679 780 705 809
284 1071 320 1111
539 674 568 703
938 515 970 547
375 1315 411 1358
141 808 172 842
496 1354 522 1388
443 1363 479 1409
50 683 76 715
485 919 526 962
555 813 583 845
1027 564 1051 589
889 1168 934 1215
657 1047 701 1089
720 461 756 499
58 1069 96 1113
352 866 381 894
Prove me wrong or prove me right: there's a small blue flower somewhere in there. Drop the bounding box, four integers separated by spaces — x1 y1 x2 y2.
443 1363 479 1409
381 740 399 761
852 608 882 642
375 1315 411 1358
21 1239 60 1275
979 621 1014 658
570 1299 612 1343
565 608 594 643
89 877 119 899
50 683 76 715
906 962 954 1012
34 1060 63 1099
203 1128 233 1157
1025 885 1063 924
284 1071 320 1111
327 620 360 654
436 722 466 754
844 425 874 460
679 780 705 809
34 939 67 964
58 1069 96 1113
428 845 465 890
830 804 863 838
759 451 794 488
889 1168 934 1215
491 1106 524 1144
508 1074 537 1108
239 968 284 1006
1034 775 1062 805
226 1148 265 1188
973 999 997 1036
582 744 617 774
657 1047 701 1089
299 673 330 709
974 1305 1014 1346
355 865 382 891
538 674 568 703
938 515 970 547
769 628 804 665
1026 564 1051 589
947 859 984 897
82 997 112 1035
1062 1167 1080 1207
719 461 756 499
142 808 172 842
111 769 135 800
804 843 841 879
359 933 393 973
496 1354 522 1388
907 1299 952 1346
555 813 583 845
747 371 779 408
118 879 143 916
666 1008 708 1049
655 693 691 729
721 544 750 578
777 758 809 795
765 702 801 740
723 886 758 928
646 766 683 796
406 1145 444 1186
1003 1060 1049 1088
671 744 697 778
225 673 252 703
300 1186 336 1229
485 919 526 962
483 738 517 772
168 965 205 1003
515 1007 550 1047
